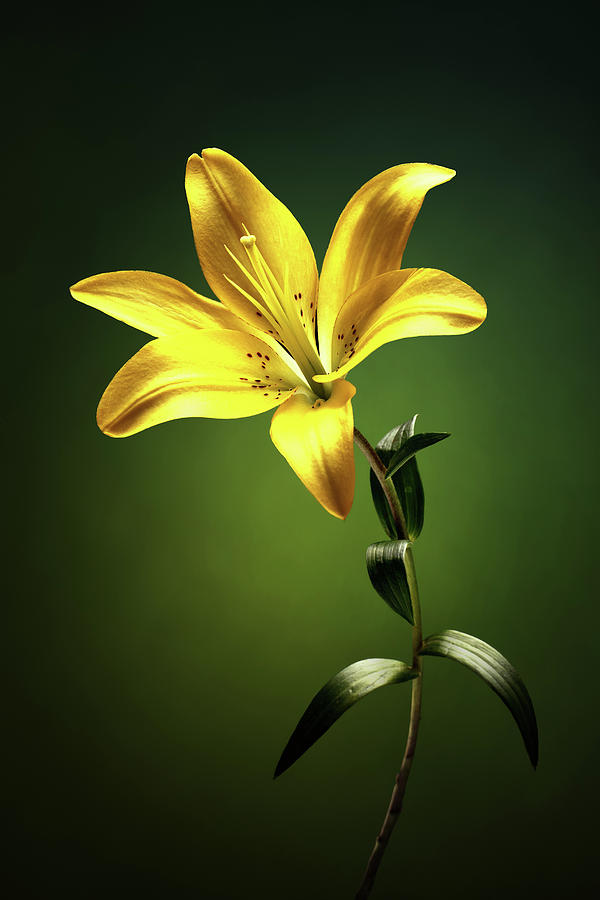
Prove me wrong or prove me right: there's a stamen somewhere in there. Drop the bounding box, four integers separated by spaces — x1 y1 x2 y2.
239 235 288 325
223 271 280 333
223 244 276 319
238 237 320 382
225 232 329 397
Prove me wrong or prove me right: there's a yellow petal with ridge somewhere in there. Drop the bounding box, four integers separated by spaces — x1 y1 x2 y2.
70 270 244 337
314 268 487 383
270 380 356 519
185 149 318 341
317 163 455 369
97 330 301 437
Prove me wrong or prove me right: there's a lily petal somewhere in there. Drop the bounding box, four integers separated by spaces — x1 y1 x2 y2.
314 268 487 383
185 149 319 342
98 331 301 437
318 163 455 369
71 270 244 337
270 380 356 519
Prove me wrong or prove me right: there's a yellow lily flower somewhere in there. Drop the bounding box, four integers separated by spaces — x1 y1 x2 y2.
71 149 486 519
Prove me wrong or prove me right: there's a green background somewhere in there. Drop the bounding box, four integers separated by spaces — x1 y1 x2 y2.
7 7 598 898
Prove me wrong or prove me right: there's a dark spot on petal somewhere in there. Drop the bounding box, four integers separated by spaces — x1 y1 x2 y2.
264 355 270 361
257 352 262 357
247 353 252 357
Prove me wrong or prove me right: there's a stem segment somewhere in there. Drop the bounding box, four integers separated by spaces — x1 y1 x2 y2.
353 427 424 899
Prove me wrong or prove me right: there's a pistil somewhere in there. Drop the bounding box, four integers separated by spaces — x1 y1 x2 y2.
225 234 330 399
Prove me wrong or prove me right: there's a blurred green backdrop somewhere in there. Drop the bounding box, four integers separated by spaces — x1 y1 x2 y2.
6 6 598 898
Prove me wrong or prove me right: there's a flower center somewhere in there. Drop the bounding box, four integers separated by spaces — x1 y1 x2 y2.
225 233 330 398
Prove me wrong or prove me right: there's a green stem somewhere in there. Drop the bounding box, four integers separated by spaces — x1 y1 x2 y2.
353 427 424 900
352 427 409 539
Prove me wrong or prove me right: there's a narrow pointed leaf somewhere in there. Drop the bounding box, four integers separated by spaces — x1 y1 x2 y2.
419 629 538 768
274 659 416 777
370 415 425 540
366 540 415 624
385 432 450 479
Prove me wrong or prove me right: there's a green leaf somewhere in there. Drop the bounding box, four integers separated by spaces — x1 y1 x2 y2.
369 416 426 541
366 540 415 624
419 630 539 768
274 659 416 777
385 432 450 480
